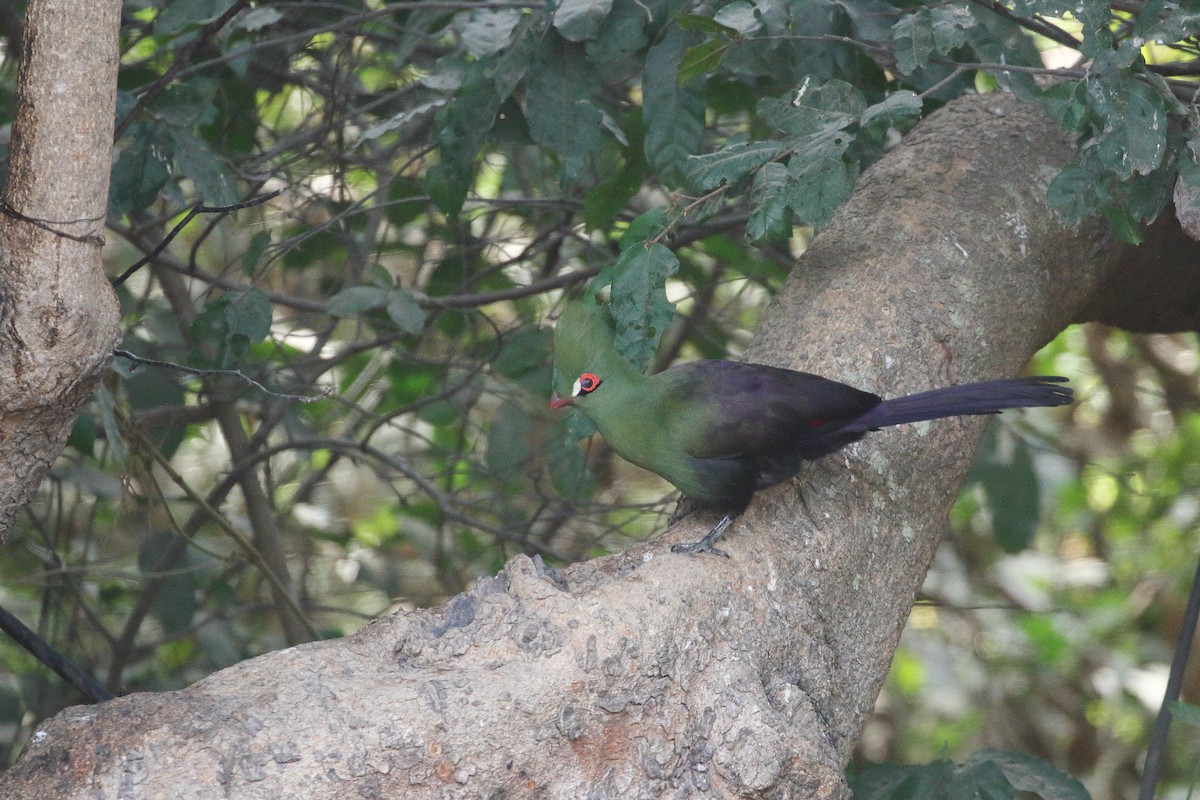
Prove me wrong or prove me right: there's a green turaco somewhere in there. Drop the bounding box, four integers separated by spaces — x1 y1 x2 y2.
550 299 1071 556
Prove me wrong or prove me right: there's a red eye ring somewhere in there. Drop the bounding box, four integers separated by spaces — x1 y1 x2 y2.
573 372 602 397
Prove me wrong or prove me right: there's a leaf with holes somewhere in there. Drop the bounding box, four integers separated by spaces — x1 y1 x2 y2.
784 135 856 231
1088 72 1168 179
687 141 783 191
607 244 679 370
746 161 793 243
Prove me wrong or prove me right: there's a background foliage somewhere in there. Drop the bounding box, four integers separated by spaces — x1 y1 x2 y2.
1 0 1200 797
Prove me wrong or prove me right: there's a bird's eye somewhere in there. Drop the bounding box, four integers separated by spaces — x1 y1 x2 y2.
572 372 602 397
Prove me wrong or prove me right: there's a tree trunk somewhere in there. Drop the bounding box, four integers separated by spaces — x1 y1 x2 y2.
0 0 122 540
2 92 1197 798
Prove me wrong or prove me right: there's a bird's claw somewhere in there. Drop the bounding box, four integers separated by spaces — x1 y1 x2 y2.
669 513 734 558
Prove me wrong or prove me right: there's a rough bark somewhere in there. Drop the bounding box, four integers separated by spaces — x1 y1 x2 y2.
0 0 122 540
3 92 1198 799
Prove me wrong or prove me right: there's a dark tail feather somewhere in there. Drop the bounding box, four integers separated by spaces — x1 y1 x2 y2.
854 376 1072 431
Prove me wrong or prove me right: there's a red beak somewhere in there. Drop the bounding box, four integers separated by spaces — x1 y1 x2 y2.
549 392 573 410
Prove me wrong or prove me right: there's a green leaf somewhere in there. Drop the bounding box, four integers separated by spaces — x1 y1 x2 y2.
428 56 507 215
190 289 272 369
746 161 793 243
713 0 763 35
138 531 197 635
548 418 595 502
789 78 867 121
171 128 240 207
891 10 935 74
224 287 273 344
156 0 237 36
553 0 613 42
1169 700 1200 727
964 4 1043 100
1123 166 1176 229
953 760 1016 800
154 78 219 128
123 356 188 458
784 135 857 231
493 326 552 379
643 25 706 188
499 14 542 95
1040 81 1091 132
850 755 1043 800
486 402 533 480
1101 204 1144 245
457 9 523 57
1046 156 1105 227
586 0 651 62
1174 146 1200 241
242 231 271 277
891 5 976 76
678 39 730 84
94 384 127 465
930 5 973 52
755 81 863 151
859 91 922 138
618 208 670 250
675 13 742 36
110 121 173 216
525 33 603 185
687 141 783 191
425 163 468 218
231 6 282 32
326 286 389 317
968 426 1041 554
968 749 1091 800
1073 0 1115 57
1088 73 1168 179
607 243 679 369
1019 614 1070 665
67 412 96 457
849 759 956 799
1140 10 1200 48
584 111 648 231
385 289 427 335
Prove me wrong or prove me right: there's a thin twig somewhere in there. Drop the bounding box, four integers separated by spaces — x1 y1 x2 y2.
134 428 321 641
113 349 331 403
111 190 284 286
1138 551 1200 800
113 0 255 141
220 435 572 560
0 197 105 246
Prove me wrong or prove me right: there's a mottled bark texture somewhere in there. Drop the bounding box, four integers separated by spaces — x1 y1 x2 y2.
0 0 122 540
3 93 1198 798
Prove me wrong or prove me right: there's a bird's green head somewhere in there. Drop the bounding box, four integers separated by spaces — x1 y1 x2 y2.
549 300 638 411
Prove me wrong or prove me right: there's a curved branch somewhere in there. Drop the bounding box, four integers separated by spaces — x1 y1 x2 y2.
5 92 1198 799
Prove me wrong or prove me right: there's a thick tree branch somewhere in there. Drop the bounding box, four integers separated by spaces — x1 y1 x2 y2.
0 0 122 540
3 92 1197 799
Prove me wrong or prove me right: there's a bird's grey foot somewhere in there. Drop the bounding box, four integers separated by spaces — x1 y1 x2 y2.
670 513 734 558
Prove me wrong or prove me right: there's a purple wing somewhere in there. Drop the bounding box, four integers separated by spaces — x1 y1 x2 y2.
655 363 1071 503
657 360 882 460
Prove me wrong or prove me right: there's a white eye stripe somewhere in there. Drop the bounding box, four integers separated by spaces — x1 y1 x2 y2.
571 378 583 397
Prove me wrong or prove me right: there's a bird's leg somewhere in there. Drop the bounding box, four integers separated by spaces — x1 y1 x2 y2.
670 513 735 558
668 496 699 526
